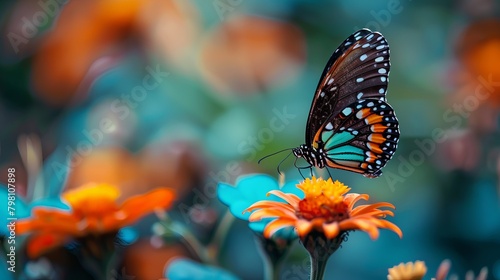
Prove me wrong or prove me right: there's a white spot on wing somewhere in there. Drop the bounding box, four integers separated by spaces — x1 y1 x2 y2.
325 122 333 130
327 78 334 85
362 43 370 48
375 57 384 62
381 77 387 82
320 91 325 97
360 54 367 61
367 34 374 41
378 68 387 74
356 77 364 83
376 45 386 50
357 92 363 99
379 88 385 94
367 102 374 107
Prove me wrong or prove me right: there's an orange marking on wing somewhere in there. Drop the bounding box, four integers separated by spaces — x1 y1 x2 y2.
365 114 383 124
370 124 386 132
359 108 371 118
312 129 322 148
361 163 368 169
365 151 377 163
367 156 377 163
369 133 386 144
367 143 382 153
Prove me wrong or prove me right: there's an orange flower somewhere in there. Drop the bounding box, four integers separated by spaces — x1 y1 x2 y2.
245 176 402 240
17 183 175 258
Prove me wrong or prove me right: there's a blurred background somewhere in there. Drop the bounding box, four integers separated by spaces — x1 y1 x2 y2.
1 0 499 279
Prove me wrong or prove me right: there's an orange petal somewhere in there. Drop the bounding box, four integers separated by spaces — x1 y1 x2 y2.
263 218 296 238
295 219 314 237
26 232 69 258
367 219 403 238
245 200 294 213
17 210 80 236
344 193 369 209
322 222 340 239
120 188 176 225
248 208 296 222
267 190 301 207
340 219 380 240
351 203 395 216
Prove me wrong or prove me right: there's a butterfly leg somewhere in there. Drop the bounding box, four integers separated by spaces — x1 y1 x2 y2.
294 157 312 179
326 167 332 179
298 168 305 179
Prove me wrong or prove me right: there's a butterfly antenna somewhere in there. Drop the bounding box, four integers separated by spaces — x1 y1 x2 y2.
276 151 293 175
258 148 294 164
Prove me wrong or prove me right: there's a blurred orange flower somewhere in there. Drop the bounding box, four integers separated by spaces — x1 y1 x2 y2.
455 19 500 108
31 0 199 106
387 261 427 280
17 183 176 258
245 176 402 240
65 144 203 199
198 15 306 95
457 19 500 80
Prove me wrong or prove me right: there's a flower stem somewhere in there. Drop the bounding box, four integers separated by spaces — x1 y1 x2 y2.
309 253 328 280
263 253 283 280
301 231 345 280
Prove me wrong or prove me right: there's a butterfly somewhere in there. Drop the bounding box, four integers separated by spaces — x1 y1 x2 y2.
291 28 400 178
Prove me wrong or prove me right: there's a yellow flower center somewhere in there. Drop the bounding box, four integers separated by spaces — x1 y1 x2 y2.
296 177 351 222
63 183 121 216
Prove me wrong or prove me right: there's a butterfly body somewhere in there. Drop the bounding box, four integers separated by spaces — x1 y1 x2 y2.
293 29 400 178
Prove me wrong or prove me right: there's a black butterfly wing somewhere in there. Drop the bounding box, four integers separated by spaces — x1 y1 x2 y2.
313 99 399 177
305 29 391 146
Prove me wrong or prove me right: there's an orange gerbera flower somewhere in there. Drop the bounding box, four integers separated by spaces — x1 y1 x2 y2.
17 183 175 258
245 176 402 241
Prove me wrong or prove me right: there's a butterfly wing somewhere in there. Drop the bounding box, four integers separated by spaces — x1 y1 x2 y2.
315 99 399 177
305 29 391 146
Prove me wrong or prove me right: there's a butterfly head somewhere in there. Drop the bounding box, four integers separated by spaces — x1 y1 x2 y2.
292 145 307 158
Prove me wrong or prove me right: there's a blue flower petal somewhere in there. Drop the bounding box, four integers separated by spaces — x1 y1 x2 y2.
235 174 278 199
217 183 242 206
165 259 241 280
218 174 280 219
0 186 29 236
118 227 139 245
30 198 70 211
217 174 300 240
248 221 267 233
0 185 71 237
227 201 253 220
